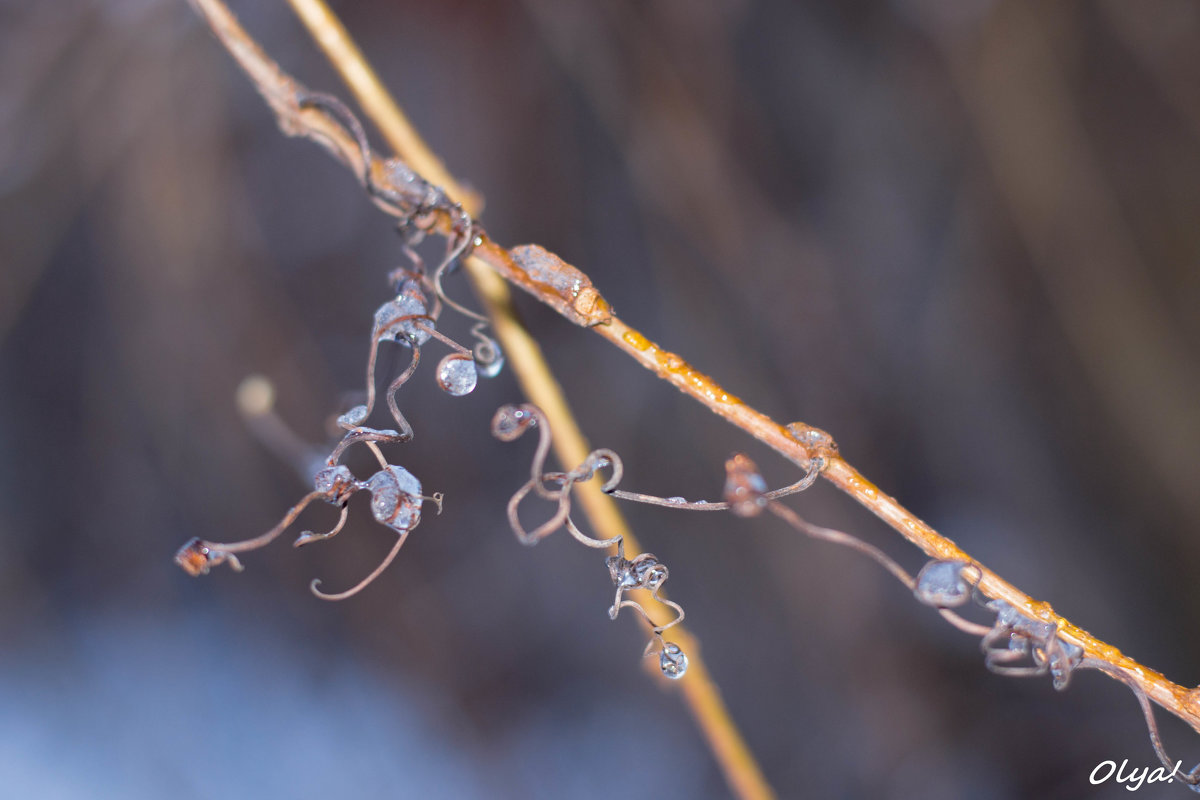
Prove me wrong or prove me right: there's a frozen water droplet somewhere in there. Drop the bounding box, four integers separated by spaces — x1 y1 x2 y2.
666 496 686 505
492 405 534 441
373 295 431 346
313 465 356 503
723 454 767 517
659 642 688 680
366 466 422 531
914 560 971 607
338 405 368 427
436 354 477 396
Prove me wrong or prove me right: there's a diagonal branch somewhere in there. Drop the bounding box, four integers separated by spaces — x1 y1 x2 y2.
188 0 1200 777
190 1 775 798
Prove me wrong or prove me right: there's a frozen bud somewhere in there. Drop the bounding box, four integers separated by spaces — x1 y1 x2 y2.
436 354 478 396
175 538 212 576
914 560 972 608
659 642 688 680
723 454 767 517
491 404 536 441
366 466 423 532
785 422 838 459
174 538 241 576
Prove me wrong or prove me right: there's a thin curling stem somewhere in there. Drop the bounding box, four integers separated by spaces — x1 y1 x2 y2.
311 531 410 601
204 490 324 554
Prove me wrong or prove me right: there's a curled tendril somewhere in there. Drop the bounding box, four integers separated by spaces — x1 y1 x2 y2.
492 403 686 678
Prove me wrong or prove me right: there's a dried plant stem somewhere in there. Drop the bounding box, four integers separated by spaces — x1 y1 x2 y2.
195 1 774 797
190 0 1200 776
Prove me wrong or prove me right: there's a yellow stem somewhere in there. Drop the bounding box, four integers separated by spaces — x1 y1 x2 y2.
278 1 775 797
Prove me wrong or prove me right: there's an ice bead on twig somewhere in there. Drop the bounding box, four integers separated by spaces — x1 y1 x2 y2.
366 465 424 532
436 353 478 396
658 641 689 680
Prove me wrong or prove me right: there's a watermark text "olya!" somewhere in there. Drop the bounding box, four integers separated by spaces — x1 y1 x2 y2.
1090 759 1182 791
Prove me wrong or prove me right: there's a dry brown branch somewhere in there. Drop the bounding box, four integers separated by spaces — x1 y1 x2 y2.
190 1 773 798
186 0 1200 784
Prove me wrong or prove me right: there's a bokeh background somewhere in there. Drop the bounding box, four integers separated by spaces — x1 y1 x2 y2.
3 1 1200 797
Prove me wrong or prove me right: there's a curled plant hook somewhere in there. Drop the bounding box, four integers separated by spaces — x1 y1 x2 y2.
176 488 332 576
492 402 689 678
309 464 439 601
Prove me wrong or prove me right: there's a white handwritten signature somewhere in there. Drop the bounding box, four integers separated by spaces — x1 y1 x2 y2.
1091 759 1183 791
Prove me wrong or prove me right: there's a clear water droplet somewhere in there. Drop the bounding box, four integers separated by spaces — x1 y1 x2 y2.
914 560 971 607
338 405 368 428
659 642 688 680
666 496 686 505
436 354 478 396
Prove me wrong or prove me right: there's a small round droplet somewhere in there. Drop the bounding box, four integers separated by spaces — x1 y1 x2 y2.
914 560 971 607
436 354 478 396
659 642 688 680
338 405 369 428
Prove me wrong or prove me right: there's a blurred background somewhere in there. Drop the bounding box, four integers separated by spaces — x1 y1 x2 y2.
2 0 1200 797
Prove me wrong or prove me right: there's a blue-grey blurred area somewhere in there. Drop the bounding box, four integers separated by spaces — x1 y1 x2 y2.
2 0 1200 797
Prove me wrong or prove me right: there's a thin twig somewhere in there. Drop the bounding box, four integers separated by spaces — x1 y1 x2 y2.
189 0 1200 772
193 1 776 797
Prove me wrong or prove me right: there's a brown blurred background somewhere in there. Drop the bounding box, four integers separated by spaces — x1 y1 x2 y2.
2 1 1200 797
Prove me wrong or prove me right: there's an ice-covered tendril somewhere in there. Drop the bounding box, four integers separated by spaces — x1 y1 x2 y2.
175 406 442 601
910 558 1200 788
491 403 688 679
295 90 503 391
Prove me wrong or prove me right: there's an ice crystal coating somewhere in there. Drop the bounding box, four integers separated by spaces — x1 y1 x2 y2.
365 466 422 531
373 294 430 346
338 405 369 428
313 465 357 505
607 552 667 590
914 560 971 608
